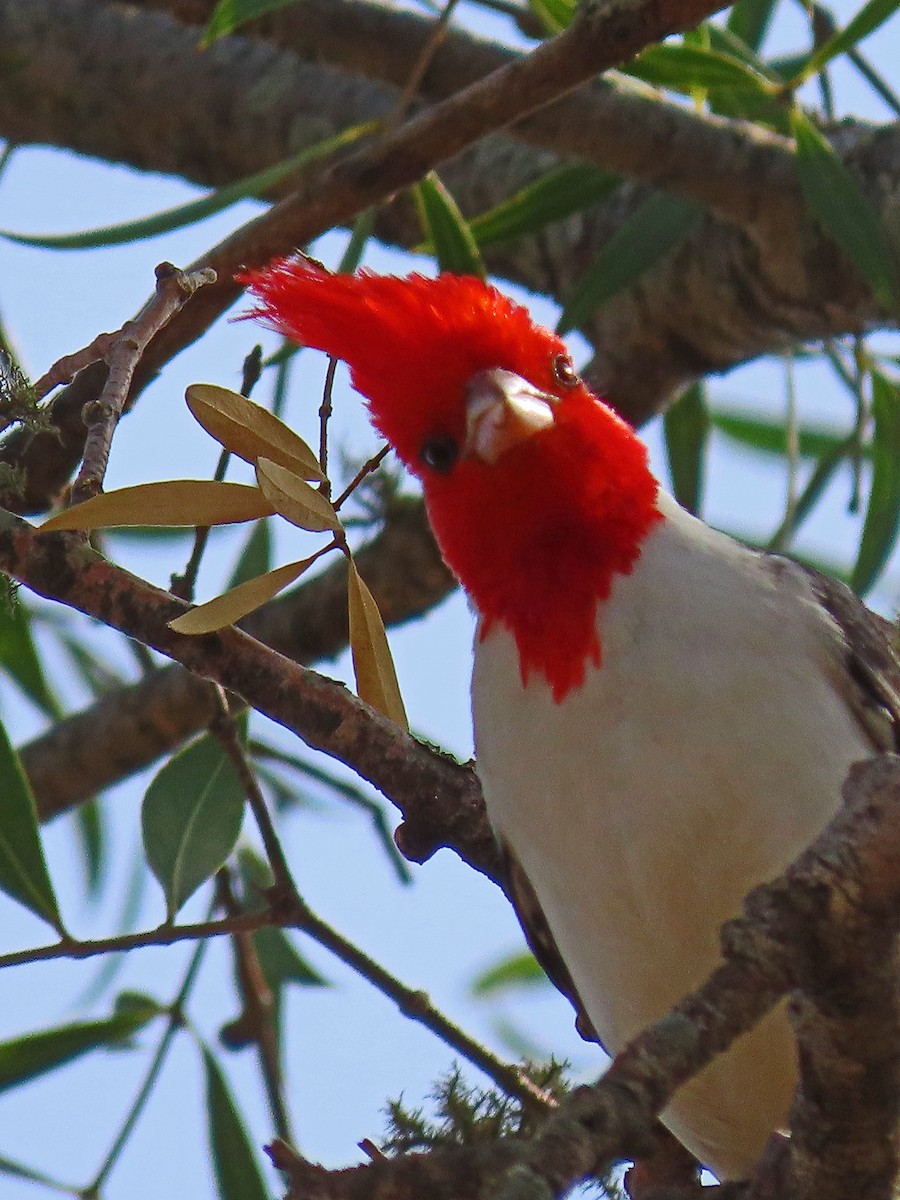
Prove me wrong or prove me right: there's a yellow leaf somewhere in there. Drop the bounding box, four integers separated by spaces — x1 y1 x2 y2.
40 481 274 531
186 384 326 482
347 557 408 730
169 557 315 634
256 458 342 534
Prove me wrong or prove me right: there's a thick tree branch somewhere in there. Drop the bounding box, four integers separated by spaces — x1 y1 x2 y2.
20 497 455 821
271 756 900 1200
0 508 496 878
127 0 802 232
1 0 898 513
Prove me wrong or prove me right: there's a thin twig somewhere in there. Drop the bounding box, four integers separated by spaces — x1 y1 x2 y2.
0 910 276 970
67 262 216 504
332 445 391 512
250 739 413 884
318 357 338 499
31 329 118 402
289 892 554 1113
209 685 297 896
392 0 464 126
217 870 293 1144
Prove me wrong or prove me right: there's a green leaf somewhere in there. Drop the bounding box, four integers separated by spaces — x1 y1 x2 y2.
623 43 777 94
0 598 60 718
471 951 547 997
202 0 301 43
254 926 328 991
663 384 710 515
767 435 855 549
338 208 376 273
851 370 900 595
75 798 105 899
468 165 620 249
227 518 272 590
203 1047 271 1200
414 173 485 278
142 735 246 919
557 193 700 333
711 409 856 460
0 1006 155 1095
527 0 577 33
792 108 900 312
0 1152 70 1190
0 720 62 931
845 48 900 117
0 123 376 250
726 0 777 50
799 0 900 77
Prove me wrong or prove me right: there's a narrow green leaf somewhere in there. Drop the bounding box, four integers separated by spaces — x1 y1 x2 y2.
0 720 62 931
767 435 854 549
706 23 772 72
663 384 710 515
414 173 485 278
468 165 620 249
254 926 328 990
227 518 272 590
557 193 700 333
142 735 246 919
0 598 60 718
338 208 376 273
203 1047 271 1200
527 0 577 33
75 798 105 899
711 409 856 460
202 0 301 44
624 43 777 94
792 108 900 311
0 1006 155 1095
0 1152 72 1191
471 951 546 997
851 370 900 594
57 631 126 696
800 0 900 76
847 48 900 118
727 0 778 50
0 123 376 250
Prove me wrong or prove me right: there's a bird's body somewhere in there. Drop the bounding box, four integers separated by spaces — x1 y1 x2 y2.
473 489 870 1175
243 260 900 1180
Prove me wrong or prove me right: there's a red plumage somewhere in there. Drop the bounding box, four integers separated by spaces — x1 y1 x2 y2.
241 256 661 699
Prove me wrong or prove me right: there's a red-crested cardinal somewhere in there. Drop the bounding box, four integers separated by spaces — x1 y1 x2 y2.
242 259 900 1178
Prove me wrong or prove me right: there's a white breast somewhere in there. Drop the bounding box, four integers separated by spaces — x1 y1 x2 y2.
471 491 869 1179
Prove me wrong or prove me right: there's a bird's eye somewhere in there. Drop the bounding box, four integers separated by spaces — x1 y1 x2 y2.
552 354 578 388
419 434 460 475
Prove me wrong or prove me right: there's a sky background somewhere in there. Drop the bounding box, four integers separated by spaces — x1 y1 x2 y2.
0 2 898 1197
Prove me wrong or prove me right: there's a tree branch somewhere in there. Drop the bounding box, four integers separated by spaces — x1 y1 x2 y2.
20 496 455 822
0 508 497 879
1 0 898 512
270 755 900 1200
128 0 802 232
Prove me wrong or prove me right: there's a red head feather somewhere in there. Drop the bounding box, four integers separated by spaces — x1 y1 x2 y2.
241 257 661 700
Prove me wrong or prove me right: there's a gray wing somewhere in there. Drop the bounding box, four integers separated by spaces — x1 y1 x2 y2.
500 838 600 1044
778 557 900 753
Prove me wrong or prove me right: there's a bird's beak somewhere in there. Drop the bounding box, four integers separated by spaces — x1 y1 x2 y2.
463 368 556 464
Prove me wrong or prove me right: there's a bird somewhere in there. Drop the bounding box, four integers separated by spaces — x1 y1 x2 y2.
240 257 900 1179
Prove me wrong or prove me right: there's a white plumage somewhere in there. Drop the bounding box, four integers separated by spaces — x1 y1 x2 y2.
472 491 871 1178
